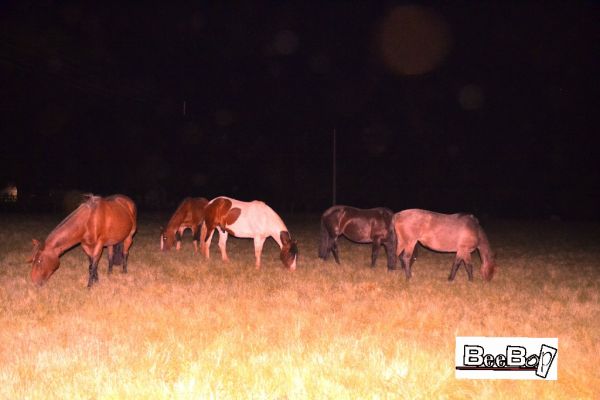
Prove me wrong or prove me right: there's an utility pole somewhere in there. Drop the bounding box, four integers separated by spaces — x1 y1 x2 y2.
332 128 337 206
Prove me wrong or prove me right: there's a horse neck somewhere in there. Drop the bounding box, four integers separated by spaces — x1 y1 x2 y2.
166 213 184 233
262 207 288 248
45 205 90 255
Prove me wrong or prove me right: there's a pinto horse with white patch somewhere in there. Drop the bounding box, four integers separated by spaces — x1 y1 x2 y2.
160 197 208 253
200 196 298 269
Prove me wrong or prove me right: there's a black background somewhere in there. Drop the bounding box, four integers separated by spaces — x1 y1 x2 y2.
1 2 598 219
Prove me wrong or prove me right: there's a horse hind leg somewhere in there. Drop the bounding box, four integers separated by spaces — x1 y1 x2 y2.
254 236 266 269
402 241 418 280
217 228 229 262
107 245 115 274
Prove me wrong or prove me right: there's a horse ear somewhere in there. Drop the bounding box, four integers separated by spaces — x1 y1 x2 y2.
31 239 41 251
280 231 291 245
27 239 40 263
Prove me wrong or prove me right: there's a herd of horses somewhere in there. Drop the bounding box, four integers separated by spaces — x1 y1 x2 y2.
29 194 495 287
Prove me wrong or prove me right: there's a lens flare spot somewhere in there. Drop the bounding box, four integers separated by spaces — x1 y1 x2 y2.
377 5 452 75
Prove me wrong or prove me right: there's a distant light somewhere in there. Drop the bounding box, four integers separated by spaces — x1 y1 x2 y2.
458 84 484 110
0 184 17 203
377 5 452 75
273 30 299 55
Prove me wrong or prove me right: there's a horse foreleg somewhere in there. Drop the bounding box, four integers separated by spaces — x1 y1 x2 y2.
217 228 229 262
175 228 183 251
254 236 266 269
87 255 95 287
371 239 382 268
402 252 413 279
87 255 101 288
448 258 463 281
192 224 201 254
466 263 474 281
462 252 473 281
332 239 340 264
201 224 215 259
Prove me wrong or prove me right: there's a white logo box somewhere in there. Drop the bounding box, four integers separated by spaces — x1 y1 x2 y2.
455 336 558 380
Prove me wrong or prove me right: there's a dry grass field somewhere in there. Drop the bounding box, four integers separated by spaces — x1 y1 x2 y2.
0 212 598 399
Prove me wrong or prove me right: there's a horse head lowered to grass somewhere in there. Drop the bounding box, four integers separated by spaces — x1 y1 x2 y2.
200 196 298 270
392 209 495 281
29 194 137 287
160 197 208 253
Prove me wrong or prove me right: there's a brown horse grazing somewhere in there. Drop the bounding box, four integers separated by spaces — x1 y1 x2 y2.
319 205 397 270
392 209 495 281
29 194 137 287
200 196 298 269
160 197 208 253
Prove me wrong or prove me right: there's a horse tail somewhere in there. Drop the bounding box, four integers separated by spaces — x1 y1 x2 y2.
112 242 125 265
318 218 332 259
476 225 495 281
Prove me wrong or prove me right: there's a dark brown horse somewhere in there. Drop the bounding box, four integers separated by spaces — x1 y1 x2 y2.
319 205 397 269
160 197 208 253
29 194 137 287
392 209 495 281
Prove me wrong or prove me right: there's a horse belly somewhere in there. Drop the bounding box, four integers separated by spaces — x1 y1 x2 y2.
419 234 456 252
224 218 254 239
342 221 372 243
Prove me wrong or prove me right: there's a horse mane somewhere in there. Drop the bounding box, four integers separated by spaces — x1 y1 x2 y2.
166 197 193 229
81 193 101 204
45 199 93 248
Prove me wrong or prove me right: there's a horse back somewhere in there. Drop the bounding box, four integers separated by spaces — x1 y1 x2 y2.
84 195 136 245
394 209 480 252
169 197 208 228
205 196 285 238
323 205 394 243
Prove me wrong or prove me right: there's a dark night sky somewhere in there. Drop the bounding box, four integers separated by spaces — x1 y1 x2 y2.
1 1 598 218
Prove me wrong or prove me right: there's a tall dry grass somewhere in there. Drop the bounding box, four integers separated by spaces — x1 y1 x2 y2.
0 213 598 399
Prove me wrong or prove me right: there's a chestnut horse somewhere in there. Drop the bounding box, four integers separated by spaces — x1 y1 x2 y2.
29 194 137 287
160 197 208 253
319 205 397 269
392 209 495 281
200 196 298 269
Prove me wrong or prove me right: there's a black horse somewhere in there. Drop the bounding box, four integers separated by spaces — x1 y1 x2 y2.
319 205 397 269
